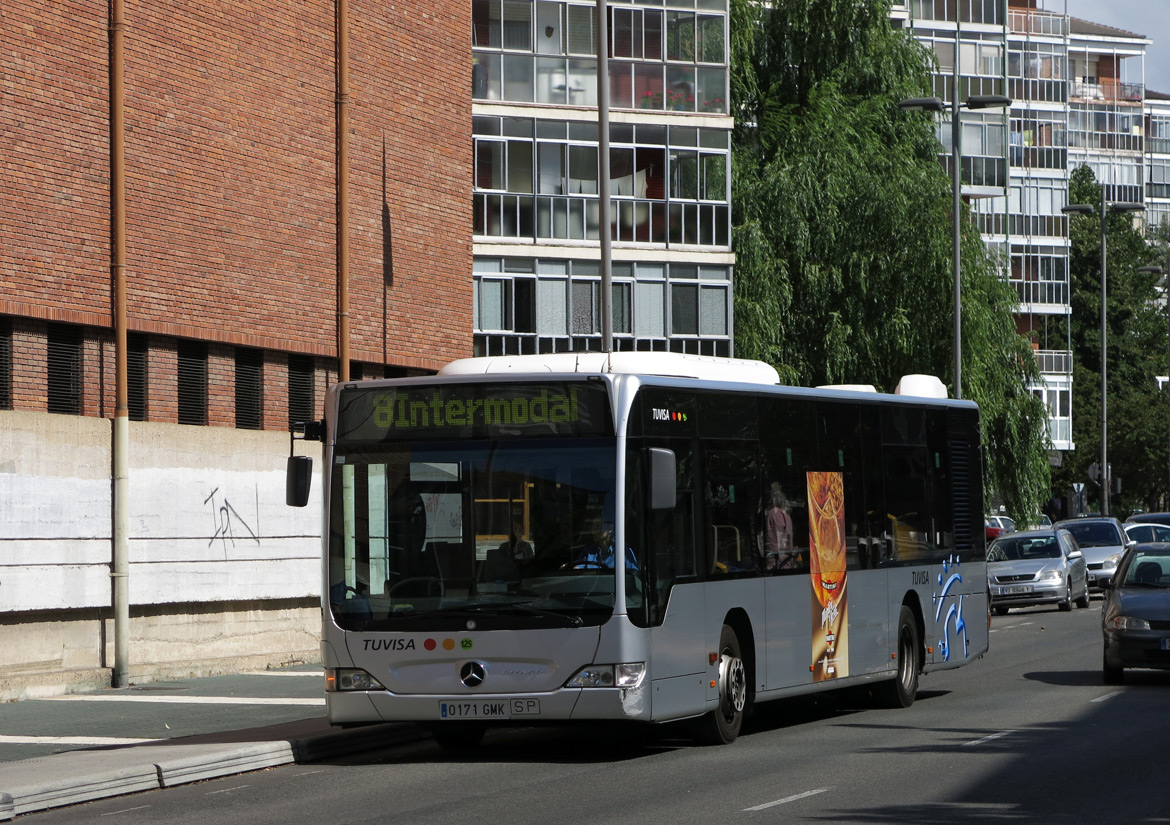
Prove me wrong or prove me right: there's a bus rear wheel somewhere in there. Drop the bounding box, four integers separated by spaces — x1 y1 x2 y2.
877 605 920 709
694 624 748 745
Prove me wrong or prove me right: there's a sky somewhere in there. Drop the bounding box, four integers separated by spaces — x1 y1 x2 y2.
1062 0 1170 94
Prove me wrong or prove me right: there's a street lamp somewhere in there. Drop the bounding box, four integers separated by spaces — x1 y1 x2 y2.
1063 193 1145 515
899 90 1011 399
1138 259 1170 497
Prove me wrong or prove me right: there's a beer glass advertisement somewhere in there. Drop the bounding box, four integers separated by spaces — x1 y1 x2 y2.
808 471 848 681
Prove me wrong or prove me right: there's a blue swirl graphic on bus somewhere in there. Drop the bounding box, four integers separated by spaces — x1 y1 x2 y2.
932 555 967 662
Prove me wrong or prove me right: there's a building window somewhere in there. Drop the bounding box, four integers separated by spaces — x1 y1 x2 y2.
177 340 208 426
47 323 82 415
0 317 11 410
235 347 263 430
128 333 148 421
288 354 315 430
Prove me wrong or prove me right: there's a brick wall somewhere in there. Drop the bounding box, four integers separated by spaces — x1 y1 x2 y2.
1 0 472 403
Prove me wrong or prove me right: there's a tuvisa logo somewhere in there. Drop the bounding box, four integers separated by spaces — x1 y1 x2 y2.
362 638 416 651
652 408 687 422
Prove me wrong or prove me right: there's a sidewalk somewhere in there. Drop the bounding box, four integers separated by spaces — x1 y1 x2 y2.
0 666 424 820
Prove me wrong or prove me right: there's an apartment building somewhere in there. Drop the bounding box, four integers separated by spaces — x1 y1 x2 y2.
471 0 735 356
902 0 1152 457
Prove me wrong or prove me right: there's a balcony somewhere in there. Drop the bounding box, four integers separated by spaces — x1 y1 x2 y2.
1035 349 1072 376
1008 10 1068 37
1071 80 1144 104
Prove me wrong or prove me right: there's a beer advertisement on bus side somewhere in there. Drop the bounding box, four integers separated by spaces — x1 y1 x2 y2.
808 471 848 681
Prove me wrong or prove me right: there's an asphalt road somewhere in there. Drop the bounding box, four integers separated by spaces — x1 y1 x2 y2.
19 602 1170 825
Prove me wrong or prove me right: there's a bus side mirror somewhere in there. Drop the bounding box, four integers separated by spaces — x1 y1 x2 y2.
648 448 676 510
286 455 313 507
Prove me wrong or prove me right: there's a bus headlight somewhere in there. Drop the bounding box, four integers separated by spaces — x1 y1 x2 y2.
566 663 645 689
325 668 386 692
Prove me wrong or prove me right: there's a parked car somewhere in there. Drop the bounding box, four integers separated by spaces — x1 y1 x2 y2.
987 528 1089 615
1124 522 1170 544
1052 517 1129 592
985 514 1017 542
1101 542 1170 684
1125 512 1170 527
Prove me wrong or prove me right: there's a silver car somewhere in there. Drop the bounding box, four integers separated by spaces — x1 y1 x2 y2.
1053 517 1130 592
987 528 1090 615
1123 522 1170 544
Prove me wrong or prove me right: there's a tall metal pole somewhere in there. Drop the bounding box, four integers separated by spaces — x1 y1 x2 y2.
951 61 962 400
1100 187 1109 516
596 0 613 353
110 0 131 689
337 0 351 381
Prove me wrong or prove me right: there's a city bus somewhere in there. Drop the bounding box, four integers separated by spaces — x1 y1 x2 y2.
286 352 988 746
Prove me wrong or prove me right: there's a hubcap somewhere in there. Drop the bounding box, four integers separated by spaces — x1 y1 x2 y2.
719 653 747 714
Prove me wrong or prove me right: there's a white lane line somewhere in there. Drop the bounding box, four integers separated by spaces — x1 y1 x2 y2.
0 734 160 746
1092 691 1123 703
205 785 251 796
743 788 830 812
101 806 153 816
43 695 324 705
242 671 320 677
963 731 1013 747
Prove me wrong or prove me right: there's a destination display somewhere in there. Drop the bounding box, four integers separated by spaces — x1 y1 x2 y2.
335 381 613 443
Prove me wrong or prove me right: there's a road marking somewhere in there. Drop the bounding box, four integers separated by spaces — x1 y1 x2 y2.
963 731 1013 747
43 695 324 705
743 788 829 811
205 785 250 796
101 806 153 816
0 734 159 745
243 671 320 677
1092 691 1123 703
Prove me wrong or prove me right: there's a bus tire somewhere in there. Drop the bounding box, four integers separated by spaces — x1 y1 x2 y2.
430 722 486 750
694 624 748 745
878 605 920 709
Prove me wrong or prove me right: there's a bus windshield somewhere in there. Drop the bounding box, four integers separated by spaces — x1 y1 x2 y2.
327 437 636 632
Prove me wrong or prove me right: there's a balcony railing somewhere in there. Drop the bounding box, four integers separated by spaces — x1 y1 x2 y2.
1071 80 1144 103
1008 10 1068 37
1035 350 1072 376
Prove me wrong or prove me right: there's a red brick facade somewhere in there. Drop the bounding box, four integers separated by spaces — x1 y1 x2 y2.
2 0 472 424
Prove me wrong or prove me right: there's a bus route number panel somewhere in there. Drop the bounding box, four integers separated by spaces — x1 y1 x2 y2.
438 699 542 719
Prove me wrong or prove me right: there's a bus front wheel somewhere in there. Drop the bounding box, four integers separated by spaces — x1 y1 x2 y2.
877 605 920 709
694 624 748 745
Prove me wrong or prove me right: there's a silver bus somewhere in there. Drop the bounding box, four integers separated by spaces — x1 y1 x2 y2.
287 352 988 747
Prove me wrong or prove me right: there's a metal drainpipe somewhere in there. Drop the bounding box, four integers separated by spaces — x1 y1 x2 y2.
337 0 351 381
110 0 131 688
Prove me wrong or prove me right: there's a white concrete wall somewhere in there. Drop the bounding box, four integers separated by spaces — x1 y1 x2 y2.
0 410 323 612
0 410 325 697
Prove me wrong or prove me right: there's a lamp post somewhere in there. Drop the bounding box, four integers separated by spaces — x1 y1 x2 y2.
1138 258 1170 497
1063 194 1145 516
899 89 1011 399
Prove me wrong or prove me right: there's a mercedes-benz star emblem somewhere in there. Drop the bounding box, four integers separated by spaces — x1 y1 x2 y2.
460 661 486 688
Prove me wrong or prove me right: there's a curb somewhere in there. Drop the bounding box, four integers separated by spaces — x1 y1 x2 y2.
0 722 423 820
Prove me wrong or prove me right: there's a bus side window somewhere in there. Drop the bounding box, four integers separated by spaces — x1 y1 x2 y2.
703 447 761 576
760 397 814 575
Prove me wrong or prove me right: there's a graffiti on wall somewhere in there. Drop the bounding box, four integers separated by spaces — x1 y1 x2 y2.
205 485 260 554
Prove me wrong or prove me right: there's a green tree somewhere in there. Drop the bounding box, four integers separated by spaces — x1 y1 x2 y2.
729 0 1050 520
1052 166 1168 516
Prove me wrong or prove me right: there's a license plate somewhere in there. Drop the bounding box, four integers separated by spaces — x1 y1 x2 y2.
1003 585 1033 595
438 699 542 719
1161 639 1170 651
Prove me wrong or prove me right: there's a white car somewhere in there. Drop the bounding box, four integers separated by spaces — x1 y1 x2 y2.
1123 522 1170 544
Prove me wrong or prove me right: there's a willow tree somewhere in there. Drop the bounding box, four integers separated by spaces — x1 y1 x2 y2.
729 0 1050 519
